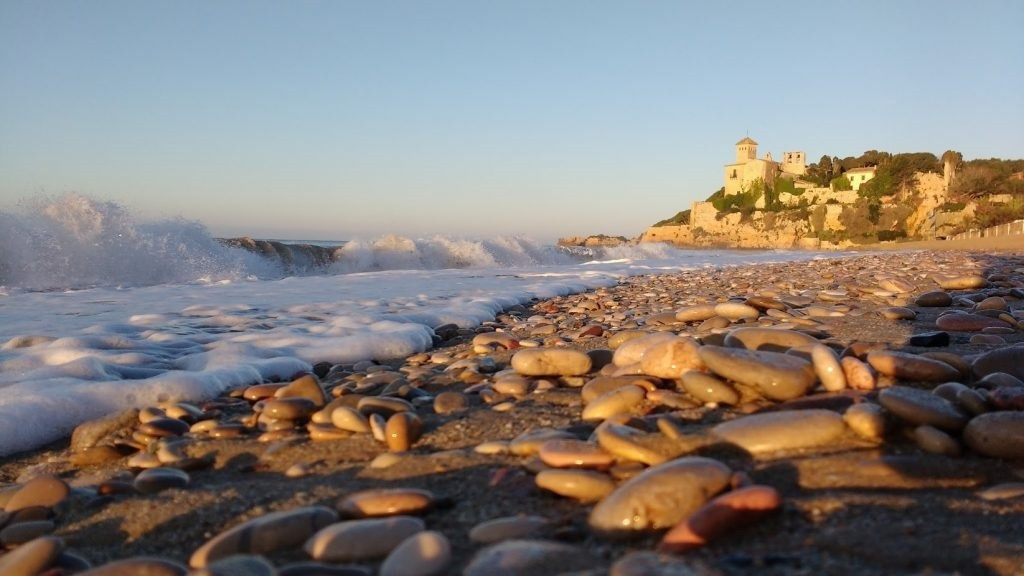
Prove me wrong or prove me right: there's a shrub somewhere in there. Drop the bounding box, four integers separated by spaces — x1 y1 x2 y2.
831 175 852 191
653 209 691 227
972 195 1024 228
877 229 907 242
713 189 760 213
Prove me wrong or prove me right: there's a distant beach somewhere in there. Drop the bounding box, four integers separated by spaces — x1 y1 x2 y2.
851 235 1023 252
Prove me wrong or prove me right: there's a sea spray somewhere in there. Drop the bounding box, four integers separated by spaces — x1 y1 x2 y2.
0 193 275 291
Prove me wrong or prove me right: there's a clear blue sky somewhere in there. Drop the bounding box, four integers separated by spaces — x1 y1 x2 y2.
2 1 1022 242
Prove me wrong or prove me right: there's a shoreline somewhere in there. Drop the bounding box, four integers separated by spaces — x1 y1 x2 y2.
847 235 1024 253
2 249 1023 575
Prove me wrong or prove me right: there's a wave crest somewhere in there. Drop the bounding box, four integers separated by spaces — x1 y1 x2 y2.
0 193 272 291
329 234 579 273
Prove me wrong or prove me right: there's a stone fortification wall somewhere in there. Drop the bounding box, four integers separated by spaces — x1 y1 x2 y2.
778 187 859 207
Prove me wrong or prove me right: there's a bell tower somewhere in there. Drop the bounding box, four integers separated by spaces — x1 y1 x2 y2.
735 137 758 164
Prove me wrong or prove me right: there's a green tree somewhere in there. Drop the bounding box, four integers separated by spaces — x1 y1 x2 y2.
941 150 963 170
949 165 1003 200
813 155 834 185
949 158 1024 200
831 175 852 191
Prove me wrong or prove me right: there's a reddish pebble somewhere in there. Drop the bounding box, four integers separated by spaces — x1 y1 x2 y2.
658 485 781 553
936 313 1010 332
990 387 1024 411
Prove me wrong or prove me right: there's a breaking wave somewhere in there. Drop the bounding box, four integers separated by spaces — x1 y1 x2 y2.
0 193 274 291
0 193 712 292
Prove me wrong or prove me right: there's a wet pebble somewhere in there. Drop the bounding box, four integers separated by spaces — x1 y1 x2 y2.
936 313 1010 332
714 302 760 321
433 391 469 414
0 535 64 576
877 386 968 431
337 488 433 518
936 275 988 290
612 333 678 367
658 485 781 552
963 411 1024 459
879 307 916 320
133 467 190 494
4 474 69 514
509 428 576 456
0 519 55 547
639 337 704 378
581 385 646 421
378 530 451 576
723 327 819 352
304 516 425 562
595 422 674 466
698 346 816 401
274 373 329 406
469 516 549 544
840 356 877 390
190 506 338 568
588 457 731 535
866 350 961 382
537 439 614 469
972 345 1024 381
810 344 846 392
912 424 962 456
977 482 1024 501
69 408 139 453
843 403 887 441
535 469 616 502
970 334 1007 345
915 291 953 307
680 371 740 405
385 411 422 452
710 409 846 455
358 396 414 417
261 397 318 420
511 348 592 376
462 539 597 576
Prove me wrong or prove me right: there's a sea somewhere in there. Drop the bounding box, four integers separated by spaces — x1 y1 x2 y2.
0 194 829 457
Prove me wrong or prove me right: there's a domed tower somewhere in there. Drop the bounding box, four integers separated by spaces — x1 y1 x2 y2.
735 137 758 164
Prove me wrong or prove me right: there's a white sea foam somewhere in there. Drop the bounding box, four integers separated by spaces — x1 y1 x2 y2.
0 194 829 456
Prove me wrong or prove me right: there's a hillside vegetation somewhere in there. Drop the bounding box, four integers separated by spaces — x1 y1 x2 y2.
652 150 1023 243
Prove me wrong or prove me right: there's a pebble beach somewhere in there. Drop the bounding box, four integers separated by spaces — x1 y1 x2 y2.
2 246 1024 576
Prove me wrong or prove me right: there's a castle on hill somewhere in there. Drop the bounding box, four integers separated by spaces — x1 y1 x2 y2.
634 135 947 249
724 137 876 195
724 137 806 196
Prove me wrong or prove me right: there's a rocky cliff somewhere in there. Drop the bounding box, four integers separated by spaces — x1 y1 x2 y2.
640 171 971 250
